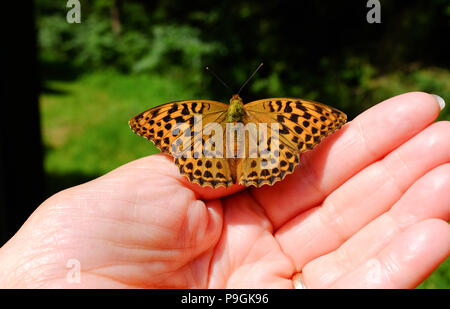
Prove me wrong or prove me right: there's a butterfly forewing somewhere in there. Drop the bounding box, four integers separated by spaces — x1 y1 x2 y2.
129 100 235 188
129 100 228 152
244 98 346 152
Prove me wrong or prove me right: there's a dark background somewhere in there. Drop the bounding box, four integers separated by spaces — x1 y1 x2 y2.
0 0 449 287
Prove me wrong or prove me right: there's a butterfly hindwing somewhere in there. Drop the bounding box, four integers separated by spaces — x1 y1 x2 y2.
234 116 301 187
175 157 234 188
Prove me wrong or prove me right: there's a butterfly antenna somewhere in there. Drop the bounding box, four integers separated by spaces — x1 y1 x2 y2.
205 66 234 93
237 62 264 95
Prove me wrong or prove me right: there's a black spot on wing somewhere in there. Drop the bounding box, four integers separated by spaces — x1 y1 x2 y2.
191 102 198 113
290 114 300 123
168 104 178 113
276 100 283 112
181 103 190 115
284 101 292 113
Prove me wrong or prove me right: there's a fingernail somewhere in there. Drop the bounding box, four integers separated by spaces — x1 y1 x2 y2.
431 94 445 110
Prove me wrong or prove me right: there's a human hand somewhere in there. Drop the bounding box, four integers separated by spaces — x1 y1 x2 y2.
0 92 448 288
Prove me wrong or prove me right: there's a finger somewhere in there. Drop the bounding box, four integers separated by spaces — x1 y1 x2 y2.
329 219 450 288
276 121 450 269
301 164 450 287
251 92 443 227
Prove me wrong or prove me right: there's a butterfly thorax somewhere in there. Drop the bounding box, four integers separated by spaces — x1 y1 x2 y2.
227 94 245 122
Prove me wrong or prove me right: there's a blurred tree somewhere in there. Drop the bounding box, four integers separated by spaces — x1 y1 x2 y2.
111 0 122 39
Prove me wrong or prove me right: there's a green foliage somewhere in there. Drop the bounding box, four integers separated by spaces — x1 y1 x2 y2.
115 31 152 71
37 0 222 79
70 14 116 68
38 14 75 63
36 0 450 118
131 25 222 83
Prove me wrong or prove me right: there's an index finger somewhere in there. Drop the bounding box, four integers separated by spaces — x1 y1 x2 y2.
251 92 443 227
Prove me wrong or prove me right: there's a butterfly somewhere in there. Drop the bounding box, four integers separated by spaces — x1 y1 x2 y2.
129 94 346 188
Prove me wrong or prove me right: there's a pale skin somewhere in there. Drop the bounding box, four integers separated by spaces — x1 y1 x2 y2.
0 92 448 288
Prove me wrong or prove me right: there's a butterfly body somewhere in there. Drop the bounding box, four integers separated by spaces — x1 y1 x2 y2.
129 95 346 188
227 94 246 122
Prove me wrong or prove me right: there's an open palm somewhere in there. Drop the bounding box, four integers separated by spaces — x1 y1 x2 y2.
0 92 448 288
